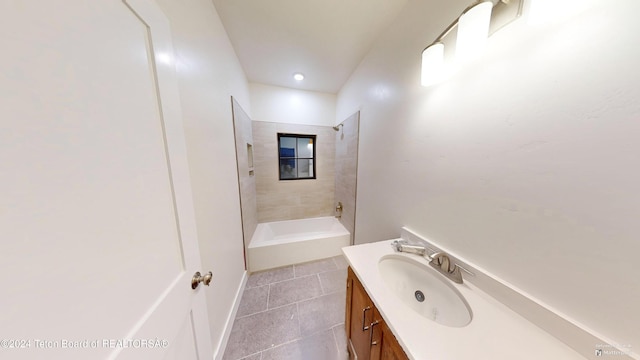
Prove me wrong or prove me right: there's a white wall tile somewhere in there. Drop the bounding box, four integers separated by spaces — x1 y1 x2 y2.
253 122 336 222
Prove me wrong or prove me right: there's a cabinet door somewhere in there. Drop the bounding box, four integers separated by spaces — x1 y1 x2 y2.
346 267 408 360
346 270 353 339
379 320 408 360
370 308 407 360
369 307 383 360
347 268 374 360
368 284 408 360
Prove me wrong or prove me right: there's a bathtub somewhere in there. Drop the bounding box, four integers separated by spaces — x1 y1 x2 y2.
248 216 350 272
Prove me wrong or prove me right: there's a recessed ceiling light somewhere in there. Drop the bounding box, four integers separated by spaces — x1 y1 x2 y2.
293 73 305 81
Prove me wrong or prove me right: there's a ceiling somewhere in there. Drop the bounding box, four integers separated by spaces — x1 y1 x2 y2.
212 0 409 94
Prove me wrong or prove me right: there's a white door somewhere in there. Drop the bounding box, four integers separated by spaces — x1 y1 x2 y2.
0 1 212 359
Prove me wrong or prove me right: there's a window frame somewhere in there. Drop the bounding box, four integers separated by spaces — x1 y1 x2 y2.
277 133 317 180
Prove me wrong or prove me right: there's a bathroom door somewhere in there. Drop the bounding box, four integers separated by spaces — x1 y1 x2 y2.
0 1 212 359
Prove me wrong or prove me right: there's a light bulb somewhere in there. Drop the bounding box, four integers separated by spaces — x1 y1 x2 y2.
456 1 493 63
421 42 445 86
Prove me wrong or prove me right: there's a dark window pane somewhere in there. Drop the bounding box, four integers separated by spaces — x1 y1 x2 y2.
297 138 313 158
280 159 297 179
298 159 313 178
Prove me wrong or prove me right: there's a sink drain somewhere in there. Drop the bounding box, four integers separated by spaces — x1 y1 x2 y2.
414 290 425 302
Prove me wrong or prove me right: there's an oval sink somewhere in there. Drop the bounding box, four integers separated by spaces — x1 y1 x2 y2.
378 254 472 327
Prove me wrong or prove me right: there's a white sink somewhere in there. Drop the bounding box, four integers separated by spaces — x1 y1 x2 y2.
378 254 472 327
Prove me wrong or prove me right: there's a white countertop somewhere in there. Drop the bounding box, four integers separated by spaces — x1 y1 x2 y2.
343 240 586 360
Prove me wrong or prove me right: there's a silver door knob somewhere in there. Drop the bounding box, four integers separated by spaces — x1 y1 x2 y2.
191 271 213 289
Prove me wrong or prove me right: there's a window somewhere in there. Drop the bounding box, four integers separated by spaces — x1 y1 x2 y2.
278 133 316 180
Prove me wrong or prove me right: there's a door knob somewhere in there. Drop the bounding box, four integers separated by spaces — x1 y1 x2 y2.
191 271 213 289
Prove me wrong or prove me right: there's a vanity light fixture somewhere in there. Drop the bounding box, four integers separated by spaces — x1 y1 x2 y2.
456 1 493 63
293 72 305 81
421 0 524 87
421 42 445 87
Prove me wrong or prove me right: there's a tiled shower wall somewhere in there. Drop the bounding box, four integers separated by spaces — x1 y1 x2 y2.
253 121 336 223
231 98 258 246
334 112 359 244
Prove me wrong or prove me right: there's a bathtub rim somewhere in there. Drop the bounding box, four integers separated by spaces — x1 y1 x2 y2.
248 216 349 248
247 216 351 273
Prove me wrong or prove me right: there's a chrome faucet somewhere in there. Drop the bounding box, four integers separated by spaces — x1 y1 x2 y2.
429 252 463 284
335 202 343 218
391 240 464 284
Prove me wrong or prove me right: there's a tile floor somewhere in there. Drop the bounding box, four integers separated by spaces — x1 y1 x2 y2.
222 256 349 360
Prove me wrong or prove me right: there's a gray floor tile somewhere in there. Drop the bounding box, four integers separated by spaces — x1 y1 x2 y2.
224 257 351 360
319 268 347 294
268 274 322 309
298 291 346 335
261 330 338 360
223 303 299 360
239 353 261 360
237 285 268 318
246 266 294 288
332 324 348 360
332 255 349 270
294 258 337 277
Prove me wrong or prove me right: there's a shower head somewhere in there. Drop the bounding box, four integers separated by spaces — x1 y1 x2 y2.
332 124 343 131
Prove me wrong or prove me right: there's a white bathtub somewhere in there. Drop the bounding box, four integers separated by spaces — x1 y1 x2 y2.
248 216 350 272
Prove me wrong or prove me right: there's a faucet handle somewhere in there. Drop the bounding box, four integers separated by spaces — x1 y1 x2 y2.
430 252 449 271
429 252 464 284
391 240 403 251
431 252 459 273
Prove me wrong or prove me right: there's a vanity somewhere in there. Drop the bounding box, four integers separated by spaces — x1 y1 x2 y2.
343 229 588 360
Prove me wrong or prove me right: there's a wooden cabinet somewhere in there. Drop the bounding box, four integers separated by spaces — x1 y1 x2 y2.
346 267 409 360
377 318 409 360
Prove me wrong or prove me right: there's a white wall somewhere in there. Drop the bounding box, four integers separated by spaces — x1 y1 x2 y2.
338 0 640 355
156 0 250 357
250 83 336 126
